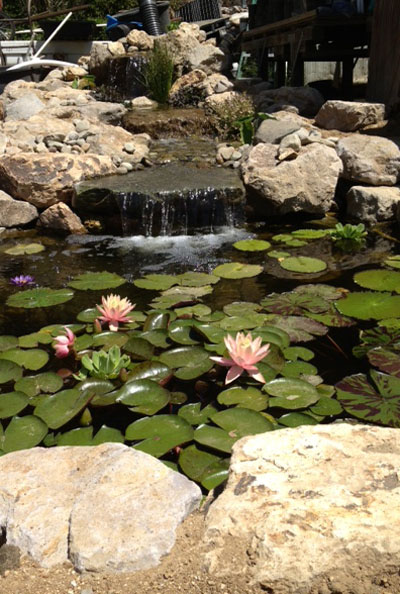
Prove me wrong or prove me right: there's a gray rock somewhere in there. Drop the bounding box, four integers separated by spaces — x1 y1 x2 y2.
0 190 38 227
204 424 400 594
186 44 228 75
5 92 45 121
0 444 201 572
279 132 301 152
254 119 301 145
337 135 400 186
346 185 400 223
315 100 386 132
39 202 87 234
74 119 90 133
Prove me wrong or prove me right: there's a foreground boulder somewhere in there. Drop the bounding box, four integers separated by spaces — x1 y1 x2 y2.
241 142 342 216
39 202 87 234
337 135 400 186
0 443 201 571
204 424 400 594
0 190 38 227
346 185 400 223
315 100 386 131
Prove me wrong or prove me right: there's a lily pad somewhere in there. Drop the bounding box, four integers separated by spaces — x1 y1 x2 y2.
353 326 400 359
76 308 99 323
177 272 219 286
223 302 261 317
354 270 400 294
264 377 320 409
124 336 155 359
265 315 328 342
219 313 267 332
34 388 93 429
233 239 271 252
0 348 49 371
267 250 291 259
0 359 23 384
0 415 48 452
116 379 170 415
367 347 400 378
310 396 342 416
175 304 211 318
293 284 347 301
57 427 93 446
261 291 329 316
0 391 29 418
5 242 45 255
384 256 400 270
159 346 210 369
335 292 400 321
279 256 327 274
179 444 221 482
134 274 178 291
211 408 274 438
0 336 18 351
212 262 263 279
200 458 230 490
217 386 268 411
194 424 237 453
282 360 318 379
279 412 319 427
92 425 124 445
92 332 128 348
68 271 126 290
168 320 199 345
15 372 63 397
178 403 217 425
283 346 314 361
291 229 330 240
336 370 400 427
126 361 171 382
126 414 194 457
18 332 54 348
7 288 74 309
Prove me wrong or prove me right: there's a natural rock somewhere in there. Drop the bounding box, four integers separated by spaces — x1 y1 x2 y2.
242 142 342 215
0 153 116 208
126 29 154 50
204 90 240 107
169 69 207 103
39 202 87 234
5 92 45 121
186 44 228 75
202 73 233 96
337 135 400 186
254 118 301 145
61 66 88 82
204 424 400 594
0 190 38 227
255 85 324 116
315 100 386 131
67 101 127 125
163 23 207 76
131 96 157 108
88 43 113 83
0 443 201 571
346 185 400 223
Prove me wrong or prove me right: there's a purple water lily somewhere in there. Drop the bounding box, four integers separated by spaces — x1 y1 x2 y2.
10 275 35 287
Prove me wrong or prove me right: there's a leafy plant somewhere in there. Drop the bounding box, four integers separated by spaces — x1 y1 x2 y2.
71 75 96 90
206 93 255 141
144 41 175 104
234 112 274 145
77 346 131 380
329 223 367 243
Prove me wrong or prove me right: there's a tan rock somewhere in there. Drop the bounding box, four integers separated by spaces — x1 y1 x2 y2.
39 202 87 234
61 66 88 81
108 41 126 57
346 185 400 223
315 100 386 131
170 69 207 98
0 190 38 227
126 29 154 50
337 135 400 186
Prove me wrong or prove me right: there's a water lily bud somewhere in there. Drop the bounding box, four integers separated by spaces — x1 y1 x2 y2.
79 407 92 426
93 318 102 334
119 368 129 383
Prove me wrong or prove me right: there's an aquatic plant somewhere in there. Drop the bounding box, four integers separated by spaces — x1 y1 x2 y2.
53 327 75 359
144 41 175 104
210 332 270 384
330 223 367 242
96 294 135 332
10 275 34 287
77 346 131 380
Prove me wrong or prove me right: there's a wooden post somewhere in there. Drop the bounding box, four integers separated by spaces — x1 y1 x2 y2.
367 0 400 108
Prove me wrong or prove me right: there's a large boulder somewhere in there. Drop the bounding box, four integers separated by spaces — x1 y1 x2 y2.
0 153 116 208
254 85 324 116
346 185 400 223
186 43 228 75
315 100 386 131
254 117 302 145
204 424 400 594
163 23 206 76
0 190 38 227
337 135 400 186
5 92 46 121
241 142 342 216
39 202 87 234
0 443 201 571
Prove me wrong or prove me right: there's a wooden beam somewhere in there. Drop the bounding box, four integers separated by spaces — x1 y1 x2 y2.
11 4 91 24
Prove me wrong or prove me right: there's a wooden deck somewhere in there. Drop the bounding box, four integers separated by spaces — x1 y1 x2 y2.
242 10 371 96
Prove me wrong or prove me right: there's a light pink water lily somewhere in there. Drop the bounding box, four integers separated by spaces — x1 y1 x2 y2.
53 327 75 359
210 332 270 384
96 294 135 332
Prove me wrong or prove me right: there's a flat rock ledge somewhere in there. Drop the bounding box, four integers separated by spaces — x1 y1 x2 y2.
204 424 400 594
0 443 201 572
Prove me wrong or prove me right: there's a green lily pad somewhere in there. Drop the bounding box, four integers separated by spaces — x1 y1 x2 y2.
0 359 23 384
92 425 124 445
162 285 213 299
5 242 45 255
174 304 212 318
279 256 327 274
116 379 170 415
57 427 93 446
92 331 128 348
178 403 217 425
223 302 261 317
265 315 328 342
175 357 213 380
168 320 199 345
143 312 170 331
34 388 93 429
159 346 209 369
353 326 400 359
177 272 220 287
194 424 237 453
283 346 314 361
211 408 274 438
281 360 318 378
310 396 342 416
306 306 355 328
335 292 400 320
293 284 347 301
179 444 222 482
367 347 400 378
0 348 49 371
78 378 115 407
279 412 319 427
336 370 400 427
0 336 18 351
200 458 230 490
384 256 400 270
74 334 94 352
76 308 99 323
68 271 126 290
354 270 400 294
124 336 155 359
126 414 194 458
267 250 291 259
251 326 291 350
218 386 269 411
233 239 271 252
134 274 178 290
15 372 63 397
219 313 267 332
261 291 329 316
18 332 54 348
212 262 263 279
0 415 48 452
7 288 74 309
140 330 170 348
291 229 330 240
264 377 320 409
126 361 171 382
0 391 29 418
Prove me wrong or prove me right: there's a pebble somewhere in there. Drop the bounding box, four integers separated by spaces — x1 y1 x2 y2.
80 589 94 594
121 161 134 171
124 142 135 154
74 119 90 132
117 166 128 175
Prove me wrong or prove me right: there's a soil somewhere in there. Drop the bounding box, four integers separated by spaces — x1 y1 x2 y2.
0 510 265 594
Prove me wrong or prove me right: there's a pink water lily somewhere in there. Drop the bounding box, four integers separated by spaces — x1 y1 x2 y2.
210 332 270 384
96 294 135 332
53 327 75 359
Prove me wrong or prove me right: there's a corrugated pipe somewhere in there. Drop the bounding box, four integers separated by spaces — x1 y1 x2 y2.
139 0 163 36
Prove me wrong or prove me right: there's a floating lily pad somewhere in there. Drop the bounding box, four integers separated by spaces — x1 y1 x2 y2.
384 256 400 270
74 333 94 352
194 424 237 453
57 427 93 446
310 396 342 416
159 346 209 369
126 414 194 458
92 425 124 445
179 444 221 482
336 370 400 427
0 336 18 352
177 272 220 286
279 412 319 427
264 377 320 409
168 320 199 345
124 336 155 359
294 284 347 301
15 372 63 397
79 378 115 407
233 239 271 252
292 229 330 240
5 243 45 255
212 262 263 279
116 379 170 415
162 285 213 299
261 291 329 316
200 458 230 490
335 292 400 320
134 274 178 291
140 329 170 348
211 408 274 438
0 359 22 384
0 348 49 371
126 361 171 382
0 415 48 453
175 304 211 318
223 302 261 317
219 313 267 332
354 270 400 294
92 331 128 348
306 306 355 328
283 346 314 361
252 326 291 350
18 332 54 348
267 250 291 259
178 403 217 425
143 311 171 331
7 288 74 309
279 256 327 274
282 360 318 378
367 347 400 378
265 315 328 342
34 388 93 429
68 271 126 290
0 391 29 418
76 308 99 323
217 386 268 411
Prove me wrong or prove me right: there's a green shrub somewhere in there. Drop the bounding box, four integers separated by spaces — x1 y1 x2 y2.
144 41 175 104
206 93 255 141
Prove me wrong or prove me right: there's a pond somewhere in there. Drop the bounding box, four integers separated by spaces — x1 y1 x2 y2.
1 213 400 490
